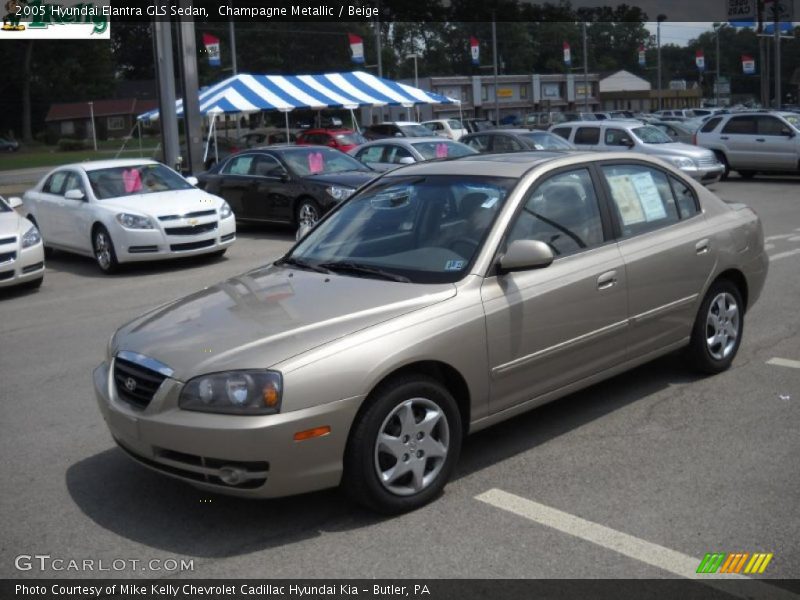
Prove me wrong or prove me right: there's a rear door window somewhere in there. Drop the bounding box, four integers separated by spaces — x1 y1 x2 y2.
356 145 386 164
721 116 756 135
551 127 572 140
601 164 680 237
700 117 722 133
574 127 600 145
464 135 489 151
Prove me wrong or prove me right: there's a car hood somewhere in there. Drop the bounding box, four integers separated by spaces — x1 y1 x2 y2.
0 211 26 236
98 189 222 218
644 142 714 159
112 264 456 381
302 171 376 188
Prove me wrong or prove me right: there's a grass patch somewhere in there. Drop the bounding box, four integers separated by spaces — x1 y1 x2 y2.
0 144 158 171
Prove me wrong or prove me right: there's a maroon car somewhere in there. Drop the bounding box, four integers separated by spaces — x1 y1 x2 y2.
296 129 366 153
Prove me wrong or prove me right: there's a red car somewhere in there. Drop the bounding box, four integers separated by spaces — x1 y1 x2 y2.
295 128 366 153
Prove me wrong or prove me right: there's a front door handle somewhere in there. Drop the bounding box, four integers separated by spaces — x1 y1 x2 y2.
695 239 710 255
720 136 729 140
597 271 618 290
755 138 765 142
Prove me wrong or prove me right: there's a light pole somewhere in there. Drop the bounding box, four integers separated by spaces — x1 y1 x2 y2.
714 23 722 106
582 21 589 112
656 14 666 112
88 101 97 151
492 12 499 123
406 53 420 121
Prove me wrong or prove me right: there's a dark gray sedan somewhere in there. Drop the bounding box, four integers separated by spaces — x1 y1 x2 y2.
461 129 578 154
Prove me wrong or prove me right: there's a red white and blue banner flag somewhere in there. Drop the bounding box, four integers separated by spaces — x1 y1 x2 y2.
470 36 480 65
348 33 365 64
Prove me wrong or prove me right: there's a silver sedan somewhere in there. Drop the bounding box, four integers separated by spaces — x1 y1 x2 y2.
349 136 477 172
95 152 767 514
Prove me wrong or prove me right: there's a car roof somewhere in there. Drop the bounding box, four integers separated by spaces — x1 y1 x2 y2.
379 121 422 126
359 136 461 146
554 120 643 128
300 128 355 134
380 152 594 178
55 159 160 172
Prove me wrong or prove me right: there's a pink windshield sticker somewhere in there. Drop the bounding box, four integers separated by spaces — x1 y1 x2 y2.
122 169 141 193
308 152 324 173
435 143 448 158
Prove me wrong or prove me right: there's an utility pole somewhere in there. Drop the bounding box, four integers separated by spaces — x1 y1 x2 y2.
229 0 239 135
176 0 202 174
656 15 666 111
773 12 781 108
582 21 589 112
492 13 499 123
153 17 179 170
375 0 383 120
88 102 97 151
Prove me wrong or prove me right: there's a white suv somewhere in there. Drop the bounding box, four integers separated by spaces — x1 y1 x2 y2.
695 111 800 179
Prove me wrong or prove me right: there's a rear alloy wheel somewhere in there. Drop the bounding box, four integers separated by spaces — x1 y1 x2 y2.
93 226 119 274
686 280 743 374
295 198 321 227
343 376 462 514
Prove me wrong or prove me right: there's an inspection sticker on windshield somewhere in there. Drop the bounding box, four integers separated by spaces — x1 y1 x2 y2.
445 260 465 271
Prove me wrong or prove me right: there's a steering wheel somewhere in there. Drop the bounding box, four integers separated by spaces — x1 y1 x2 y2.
448 237 479 259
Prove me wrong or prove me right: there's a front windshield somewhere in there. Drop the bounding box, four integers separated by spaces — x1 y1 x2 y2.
520 132 574 150
632 126 673 144
0 197 11 213
411 141 477 160
288 175 517 284
87 164 193 200
279 147 370 176
783 114 800 128
399 124 434 137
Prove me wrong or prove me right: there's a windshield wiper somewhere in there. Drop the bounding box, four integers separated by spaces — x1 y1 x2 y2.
317 261 411 283
275 256 330 274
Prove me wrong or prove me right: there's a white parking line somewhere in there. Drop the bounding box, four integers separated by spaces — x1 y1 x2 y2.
767 358 800 370
765 234 796 242
475 488 798 600
769 249 800 262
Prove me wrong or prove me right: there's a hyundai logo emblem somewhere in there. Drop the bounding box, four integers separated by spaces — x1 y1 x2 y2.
124 377 137 392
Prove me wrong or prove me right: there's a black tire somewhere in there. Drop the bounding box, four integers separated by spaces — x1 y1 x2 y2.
295 198 322 227
714 151 730 180
737 170 756 180
686 279 744 374
208 248 227 260
23 276 43 290
92 225 119 274
343 375 462 514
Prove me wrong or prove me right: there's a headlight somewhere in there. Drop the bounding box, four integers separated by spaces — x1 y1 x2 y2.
219 201 233 219
21 225 41 248
179 370 282 415
115 213 154 229
667 157 695 169
326 185 354 202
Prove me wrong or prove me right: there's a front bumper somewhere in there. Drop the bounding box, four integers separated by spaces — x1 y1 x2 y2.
93 361 362 498
113 216 236 263
0 240 45 288
680 163 725 185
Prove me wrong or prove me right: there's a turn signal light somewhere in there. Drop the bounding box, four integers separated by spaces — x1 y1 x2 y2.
294 426 331 441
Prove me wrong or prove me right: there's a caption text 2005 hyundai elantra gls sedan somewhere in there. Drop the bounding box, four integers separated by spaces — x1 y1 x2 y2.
94 152 768 513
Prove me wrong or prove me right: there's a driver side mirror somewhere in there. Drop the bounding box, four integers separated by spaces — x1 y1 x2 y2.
782 128 796 138
621 137 635 147
280 171 291 183
397 156 415 165
7 196 23 209
185 176 199 186
498 240 554 273
64 189 85 201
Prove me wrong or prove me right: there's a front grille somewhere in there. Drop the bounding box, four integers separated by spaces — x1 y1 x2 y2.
115 440 269 489
0 251 16 264
0 236 16 245
113 357 168 409
22 262 44 274
165 221 217 236
158 209 217 222
0 270 13 281
128 245 158 254
220 232 235 242
170 239 215 252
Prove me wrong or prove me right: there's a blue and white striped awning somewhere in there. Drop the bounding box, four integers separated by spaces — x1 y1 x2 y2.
138 71 458 121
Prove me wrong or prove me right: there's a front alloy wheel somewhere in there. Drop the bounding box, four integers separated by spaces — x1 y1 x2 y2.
344 376 462 514
93 226 119 274
295 199 321 227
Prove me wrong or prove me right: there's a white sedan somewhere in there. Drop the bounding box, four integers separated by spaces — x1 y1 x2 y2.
0 195 45 289
22 159 236 274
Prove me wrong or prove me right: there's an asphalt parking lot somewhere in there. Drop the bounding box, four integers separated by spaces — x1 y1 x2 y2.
1 175 798 582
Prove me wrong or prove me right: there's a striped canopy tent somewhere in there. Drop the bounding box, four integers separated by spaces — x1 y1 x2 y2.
137 70 459 121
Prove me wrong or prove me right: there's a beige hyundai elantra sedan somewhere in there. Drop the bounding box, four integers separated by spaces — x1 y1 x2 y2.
94 152 768 513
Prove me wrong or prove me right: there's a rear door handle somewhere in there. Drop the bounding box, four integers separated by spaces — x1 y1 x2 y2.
597 271 618 290
720 136 729 140
695 239 710 255
755 138 765 142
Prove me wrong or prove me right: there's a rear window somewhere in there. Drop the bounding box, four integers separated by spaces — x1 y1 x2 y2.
411 141 476 159
700 117 722 133
551 127 572 140
574 127 600 145
335 133 366 145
